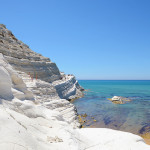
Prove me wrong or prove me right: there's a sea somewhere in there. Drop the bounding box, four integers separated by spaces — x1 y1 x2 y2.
73 80 150 136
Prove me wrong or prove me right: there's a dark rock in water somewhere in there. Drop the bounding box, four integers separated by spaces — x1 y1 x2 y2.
103 116 112 125
139 124 150 134
139 124 150 141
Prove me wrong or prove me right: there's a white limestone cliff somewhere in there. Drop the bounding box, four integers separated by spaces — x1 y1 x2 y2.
0 24 150 150
0 24 83 100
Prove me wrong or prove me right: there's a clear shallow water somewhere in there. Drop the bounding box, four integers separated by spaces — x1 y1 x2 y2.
73 80 150 135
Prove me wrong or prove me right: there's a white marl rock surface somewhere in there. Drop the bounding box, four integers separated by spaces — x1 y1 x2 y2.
0 24 150 150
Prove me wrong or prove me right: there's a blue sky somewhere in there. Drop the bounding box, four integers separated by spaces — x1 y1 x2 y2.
0 0 150 80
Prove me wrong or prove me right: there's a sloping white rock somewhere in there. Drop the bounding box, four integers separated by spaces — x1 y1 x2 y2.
76 128 150 150
1 98 150 150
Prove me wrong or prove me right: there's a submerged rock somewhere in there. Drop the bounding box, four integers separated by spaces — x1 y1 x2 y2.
139 124 150 144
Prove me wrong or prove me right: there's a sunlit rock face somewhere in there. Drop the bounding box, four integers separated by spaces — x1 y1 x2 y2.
0 24 83 100
0 53 34 101
0 24 61 83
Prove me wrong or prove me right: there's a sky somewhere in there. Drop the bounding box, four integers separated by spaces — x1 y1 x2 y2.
0 0 150 80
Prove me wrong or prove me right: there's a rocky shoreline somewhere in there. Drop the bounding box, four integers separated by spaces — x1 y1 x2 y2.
0 24 150 150
77 111 150 145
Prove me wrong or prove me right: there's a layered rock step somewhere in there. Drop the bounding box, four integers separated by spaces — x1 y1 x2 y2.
16 70 79 127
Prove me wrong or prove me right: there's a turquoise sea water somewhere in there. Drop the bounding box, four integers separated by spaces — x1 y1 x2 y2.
73 80 150 135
